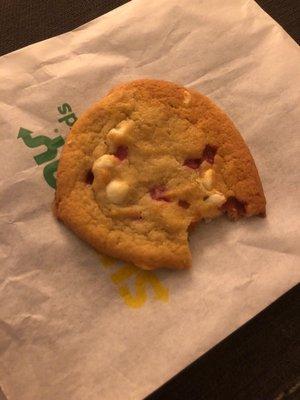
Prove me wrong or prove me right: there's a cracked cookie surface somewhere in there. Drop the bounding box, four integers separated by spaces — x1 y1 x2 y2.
55 79 266 269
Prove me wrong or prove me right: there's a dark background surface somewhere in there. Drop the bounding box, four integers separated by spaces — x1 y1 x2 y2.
0 1 299 400
0 0 299 56
146 285 300 400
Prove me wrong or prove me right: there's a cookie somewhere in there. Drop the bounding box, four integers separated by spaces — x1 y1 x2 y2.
55 79 266 269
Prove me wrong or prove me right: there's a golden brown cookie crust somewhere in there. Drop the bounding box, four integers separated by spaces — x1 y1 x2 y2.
55 79 266 270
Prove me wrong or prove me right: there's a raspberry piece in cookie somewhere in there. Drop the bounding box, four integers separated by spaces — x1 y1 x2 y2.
184 158 201 169
114 146 128 161
202 145 217 164
55 79 266 270
150 186 170 202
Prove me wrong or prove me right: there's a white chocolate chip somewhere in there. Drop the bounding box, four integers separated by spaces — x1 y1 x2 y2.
205 193 226 206
202 169 214 190
106 180 129 204
92 154 118 174
107 119 134 142
183 90 192 105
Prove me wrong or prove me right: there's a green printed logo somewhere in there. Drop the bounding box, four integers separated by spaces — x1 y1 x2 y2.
18 103 77 188
57 103 77 127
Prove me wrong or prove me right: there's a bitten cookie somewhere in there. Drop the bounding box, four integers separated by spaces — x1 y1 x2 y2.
55 79 266 269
